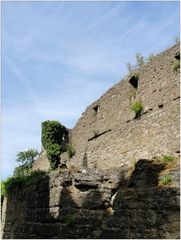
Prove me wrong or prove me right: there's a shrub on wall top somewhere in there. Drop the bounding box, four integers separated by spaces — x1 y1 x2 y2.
42 120 66 169
1 170 48 197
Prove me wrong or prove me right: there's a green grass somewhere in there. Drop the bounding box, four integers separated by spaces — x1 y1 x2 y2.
160 175 172 185
131 100 143 118
159 155 175 164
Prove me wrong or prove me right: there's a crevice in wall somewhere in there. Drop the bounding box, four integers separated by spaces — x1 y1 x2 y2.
173 96 180 101
88 129 112 141
143 108 153 114
74 183 98 192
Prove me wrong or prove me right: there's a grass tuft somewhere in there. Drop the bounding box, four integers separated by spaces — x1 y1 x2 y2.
160 175 172 185
159 155 175 164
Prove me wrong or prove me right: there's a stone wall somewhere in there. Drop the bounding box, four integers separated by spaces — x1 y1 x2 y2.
2 44 180 239
64 43 179 172
2 158 180 239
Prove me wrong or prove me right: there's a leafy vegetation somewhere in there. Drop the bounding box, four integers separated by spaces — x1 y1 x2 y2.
147 54 155 62
127 53 156 74
131 100 143 118
13 149 38 177
1 170 48 197
126 53 146 73
160 175 172 185
135 53 145 68
159 155 175 165
126 62 135 73
46 143 61 169
66 143 76 159
42 120 66 169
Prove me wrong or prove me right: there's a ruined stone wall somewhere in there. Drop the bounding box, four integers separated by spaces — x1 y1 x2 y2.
65 44 179 171
2 159 180 239
2 44 180 239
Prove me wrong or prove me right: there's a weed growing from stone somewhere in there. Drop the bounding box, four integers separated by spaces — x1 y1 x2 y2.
131 100 143 118
160 175 172 185
160 155 175 164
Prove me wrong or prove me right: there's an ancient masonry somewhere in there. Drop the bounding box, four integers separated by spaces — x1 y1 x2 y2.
2 43 180 239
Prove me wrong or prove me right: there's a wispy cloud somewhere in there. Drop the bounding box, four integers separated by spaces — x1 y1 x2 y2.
2 1 179 179
5 58 38 103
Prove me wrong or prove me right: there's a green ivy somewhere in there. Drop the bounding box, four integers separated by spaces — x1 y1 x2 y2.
46 143 61 169
42 120 66 169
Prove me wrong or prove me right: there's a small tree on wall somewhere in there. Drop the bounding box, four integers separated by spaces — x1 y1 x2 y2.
41 120 67 169
14 149 39 177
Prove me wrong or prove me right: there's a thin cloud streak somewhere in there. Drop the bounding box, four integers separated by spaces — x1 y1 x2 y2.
5 58 38 103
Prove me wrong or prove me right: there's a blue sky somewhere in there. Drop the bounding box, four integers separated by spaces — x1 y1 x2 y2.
2 1 180 179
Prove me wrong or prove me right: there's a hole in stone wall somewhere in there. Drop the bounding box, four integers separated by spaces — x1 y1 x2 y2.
158 104 164 108
88 129 112 141
75 184 98 192
129 75 138 88
93 105 99 114
175 51 180 60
